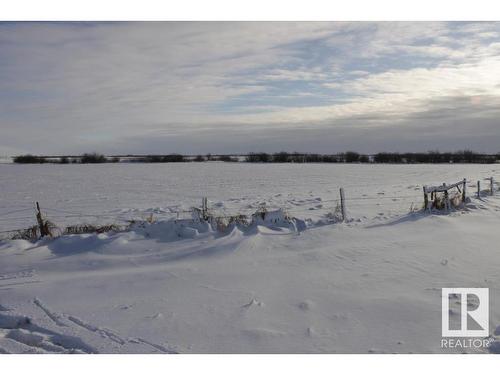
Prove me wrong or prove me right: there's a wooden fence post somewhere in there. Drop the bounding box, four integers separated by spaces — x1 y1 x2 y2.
35 202 48 238
339 187 346 222
442 183 450 211
444 189 450 211
462 178 466 203
201 197 208 220
477 181 481 198
423 186 429 210
490 177 494 195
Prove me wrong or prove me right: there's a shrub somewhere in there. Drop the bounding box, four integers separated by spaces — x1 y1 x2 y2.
161 154 184 162
273 152 290 163
13 154 45 164
64 223 123 235
217 155 237 162
374 152 402 163
305 154 322 163
344 151 360 163
10 225 39 240
145 155 164 163
359 155 370 163
80 153 107 163
287 153 303 163
246 152 271 162
322 155 340 163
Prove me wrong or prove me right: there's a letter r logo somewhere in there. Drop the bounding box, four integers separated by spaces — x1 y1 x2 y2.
442 288 489 337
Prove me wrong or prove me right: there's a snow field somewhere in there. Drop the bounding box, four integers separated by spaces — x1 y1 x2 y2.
1 163 500 353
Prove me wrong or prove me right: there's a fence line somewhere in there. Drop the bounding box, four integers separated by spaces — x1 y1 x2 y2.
1 207 34 216
0 191 479 222
1 175 498 238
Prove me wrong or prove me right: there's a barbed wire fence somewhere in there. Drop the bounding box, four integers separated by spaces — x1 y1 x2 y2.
0 176 498 241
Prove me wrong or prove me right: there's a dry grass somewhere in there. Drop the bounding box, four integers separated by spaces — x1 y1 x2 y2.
63 223 123 235
431 191 464 210
325 201 344 222
9 225 40 241
213 214 251 232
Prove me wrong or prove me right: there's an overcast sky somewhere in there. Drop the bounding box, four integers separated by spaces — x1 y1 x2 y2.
1 21 500 155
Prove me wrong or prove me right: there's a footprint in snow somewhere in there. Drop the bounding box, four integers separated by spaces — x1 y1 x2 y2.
298 300 314 311
118 304 134 310
146 313 164 320
241 298 264 309
306 327 315 337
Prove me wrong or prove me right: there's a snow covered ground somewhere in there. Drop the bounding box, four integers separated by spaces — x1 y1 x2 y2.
1 163 499 232
1 163 500 353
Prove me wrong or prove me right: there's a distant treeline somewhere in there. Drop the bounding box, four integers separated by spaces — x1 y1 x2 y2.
372 151 499 164
246 151 369 163
12 153 237 164
246 150 499 164
13 153 120 164
141 154 237 163
12 150 500 164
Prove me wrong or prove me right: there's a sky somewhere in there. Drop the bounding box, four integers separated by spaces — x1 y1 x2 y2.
1 21 500 155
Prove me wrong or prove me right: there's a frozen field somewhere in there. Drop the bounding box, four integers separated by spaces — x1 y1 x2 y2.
1 163 500 353
1 163 499 232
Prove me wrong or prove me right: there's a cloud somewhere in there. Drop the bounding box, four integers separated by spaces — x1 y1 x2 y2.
112 95 500 154
1 21 500 154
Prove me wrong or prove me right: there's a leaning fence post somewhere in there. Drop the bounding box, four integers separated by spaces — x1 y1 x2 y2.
477 181 481 198
35 201 47 238
339 187 346 222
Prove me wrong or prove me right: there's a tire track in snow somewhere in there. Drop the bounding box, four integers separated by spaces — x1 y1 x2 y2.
0 269 35 281
0 311 96 353
5 329 68 353
67 315 126 345
0 335 44 354
128 337 178 353
0 269 39 289
33 298 67 327
0 280 41 288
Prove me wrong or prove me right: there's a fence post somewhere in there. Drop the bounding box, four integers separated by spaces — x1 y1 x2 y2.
423 186 429 211
462 178 466 203
201 197 208 220
339 187 346 222
35 201 48 238
477 181 481 198
444 189 450 211
442 183 450 211
490 177 494 195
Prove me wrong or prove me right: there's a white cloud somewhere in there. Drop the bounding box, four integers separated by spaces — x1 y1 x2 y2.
1 22 500 153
